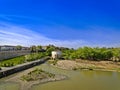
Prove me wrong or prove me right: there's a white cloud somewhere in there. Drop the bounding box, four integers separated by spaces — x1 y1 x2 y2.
0 22 120 48
0 23 88 48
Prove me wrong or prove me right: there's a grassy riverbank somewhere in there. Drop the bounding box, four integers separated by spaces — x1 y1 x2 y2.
52 60 120 72
0 53 46 67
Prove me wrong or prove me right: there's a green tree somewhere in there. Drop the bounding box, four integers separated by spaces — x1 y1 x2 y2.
46 47 55 56
36 45 42 52
30 45 37 52
16 45 22 50
112 48 120 61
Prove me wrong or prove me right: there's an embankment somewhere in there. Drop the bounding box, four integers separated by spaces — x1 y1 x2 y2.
0 57 49 78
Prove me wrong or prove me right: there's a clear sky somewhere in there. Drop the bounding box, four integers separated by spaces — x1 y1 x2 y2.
0 0 120 48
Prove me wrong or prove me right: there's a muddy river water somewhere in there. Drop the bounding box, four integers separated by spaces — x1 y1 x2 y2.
0 63 120 90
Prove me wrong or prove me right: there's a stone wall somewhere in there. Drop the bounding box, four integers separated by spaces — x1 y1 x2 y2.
0 57 49 78
0 50 31 61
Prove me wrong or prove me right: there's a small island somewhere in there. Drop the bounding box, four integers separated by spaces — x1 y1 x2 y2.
20 68 56 82
5 67 67 90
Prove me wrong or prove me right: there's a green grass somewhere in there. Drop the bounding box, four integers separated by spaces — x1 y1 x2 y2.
0 56 25 67
0 52 46 67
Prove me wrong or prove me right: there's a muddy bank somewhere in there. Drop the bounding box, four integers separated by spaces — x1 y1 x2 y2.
5 66 67 90
54 60 120 72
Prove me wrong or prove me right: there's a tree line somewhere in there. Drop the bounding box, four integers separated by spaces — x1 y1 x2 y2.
62 47 120 61
29 45 120 61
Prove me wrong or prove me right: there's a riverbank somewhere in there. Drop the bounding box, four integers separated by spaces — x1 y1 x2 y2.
5 65 67 90
2 59 120 90
53 60 120 72
1 63 120 90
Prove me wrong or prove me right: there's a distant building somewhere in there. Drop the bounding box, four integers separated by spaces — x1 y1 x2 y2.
51 50 62 60
0 45 16 51
0 45 29 51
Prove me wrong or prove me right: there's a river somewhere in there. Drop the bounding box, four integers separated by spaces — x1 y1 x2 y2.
0 63 120 90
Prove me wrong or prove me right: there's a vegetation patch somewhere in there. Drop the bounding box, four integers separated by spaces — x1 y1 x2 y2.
21 68 55 82
0 53 46 67
62 47 120 62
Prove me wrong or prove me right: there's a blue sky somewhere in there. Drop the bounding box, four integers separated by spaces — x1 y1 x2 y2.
0 0 120 48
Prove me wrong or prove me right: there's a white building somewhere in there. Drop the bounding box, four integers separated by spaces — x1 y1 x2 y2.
51 50 62 60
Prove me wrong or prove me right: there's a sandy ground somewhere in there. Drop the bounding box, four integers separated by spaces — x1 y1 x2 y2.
55 60 120 71
5 66 67 90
